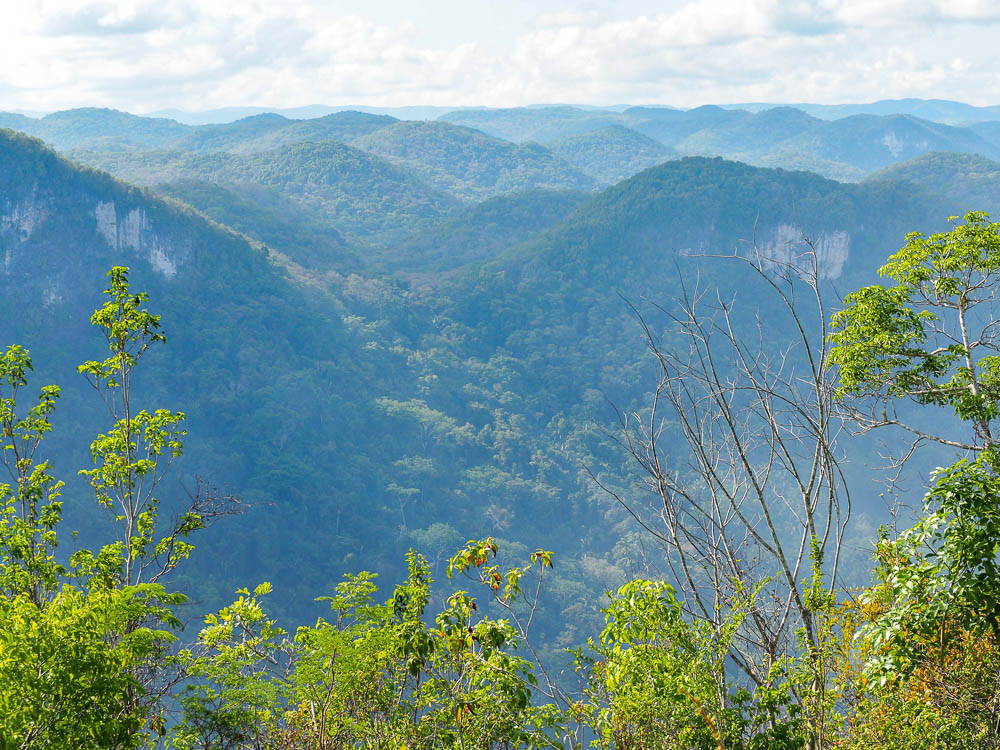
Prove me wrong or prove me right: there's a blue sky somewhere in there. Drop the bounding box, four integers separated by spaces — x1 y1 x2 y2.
3 0 1000 113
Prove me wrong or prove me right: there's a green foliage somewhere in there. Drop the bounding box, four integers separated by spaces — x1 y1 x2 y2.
578 579 806 750
0 267 192 747
0 584 181 749
843 629 1000 750
76 267 192 586
830 212 1000 749
831 211 1000 444
0 344 64 602
862 454 1000 681
176 543 563 749
172 582 292 750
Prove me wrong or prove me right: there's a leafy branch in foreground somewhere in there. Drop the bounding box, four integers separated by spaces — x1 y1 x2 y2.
830 211 1000 457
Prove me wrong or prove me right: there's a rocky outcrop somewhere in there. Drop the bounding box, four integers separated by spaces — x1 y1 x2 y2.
760 223 849 280
2 192 48 244
94 200 181 277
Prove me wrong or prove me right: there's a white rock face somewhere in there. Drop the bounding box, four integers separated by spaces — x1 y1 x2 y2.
1 194 48 276
760 223 849 280
93 201 179 278
2 194 47 242
95 200 118 247
43 284 62 306
882 132 904 158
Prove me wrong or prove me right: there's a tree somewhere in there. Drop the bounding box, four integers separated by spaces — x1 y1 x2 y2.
829 213 1000 748
597 234 851 747
177 541 566 749
0 336 183 748
0 267 234 747
830 211 1000 458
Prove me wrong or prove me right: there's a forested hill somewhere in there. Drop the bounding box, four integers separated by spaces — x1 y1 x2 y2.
71 141 464 246
0 128 966 645
0 129 415 613
866 151 1000 214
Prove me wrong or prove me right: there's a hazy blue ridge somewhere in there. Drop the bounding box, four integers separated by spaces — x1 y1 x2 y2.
351 120 597 200
545 125 677 186
865 151 1000 215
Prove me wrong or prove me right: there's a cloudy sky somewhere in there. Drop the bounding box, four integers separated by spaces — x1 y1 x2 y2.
3 0 1000 114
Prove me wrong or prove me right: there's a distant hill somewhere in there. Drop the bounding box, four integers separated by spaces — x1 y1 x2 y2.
152 104 459 125
12 105 1000 197
865 151 1000 214
168 113 294 153
154 178 363 270
1 107 188 150
784 99 1000 125
70 141 462 245
437 104 751 149
760 114 1000 179
968 121 1000 149
351 120 596 200
486 157 951 289
545 125 676 186
677 107 821 159
231 111 399 153
0 108 401 155
0 112 36 132
620 105 747 146
438 106 621 142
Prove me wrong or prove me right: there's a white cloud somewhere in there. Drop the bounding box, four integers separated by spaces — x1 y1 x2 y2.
1 0 999 113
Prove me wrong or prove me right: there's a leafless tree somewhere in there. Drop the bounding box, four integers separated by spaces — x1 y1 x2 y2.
591 231 852 743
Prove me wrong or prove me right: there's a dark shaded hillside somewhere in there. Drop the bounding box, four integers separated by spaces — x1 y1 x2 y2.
0 129 420 619
351 120 596 200
545 125 676 186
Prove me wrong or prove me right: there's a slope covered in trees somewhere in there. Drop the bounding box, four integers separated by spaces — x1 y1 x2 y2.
866 151 1000 214
71 141 463 244
545 125 676 186
350 120 596 200
6 201 1000 747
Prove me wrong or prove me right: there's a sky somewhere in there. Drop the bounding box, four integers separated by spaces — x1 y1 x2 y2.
2 0 1000 114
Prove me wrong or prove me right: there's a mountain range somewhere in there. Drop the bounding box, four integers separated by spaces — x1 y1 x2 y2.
0 99 993 645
